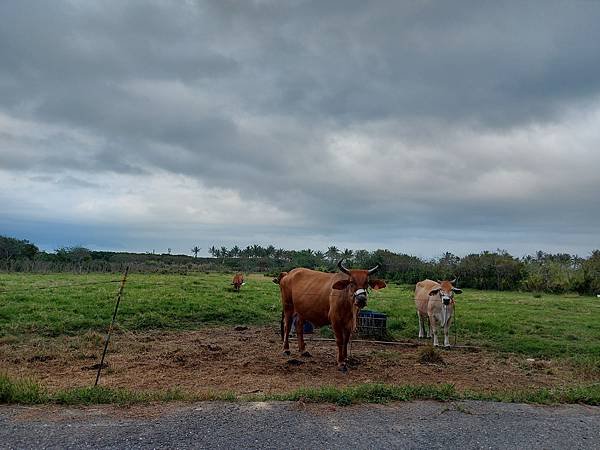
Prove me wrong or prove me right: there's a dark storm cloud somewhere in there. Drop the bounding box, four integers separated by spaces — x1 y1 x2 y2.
1 0 600 254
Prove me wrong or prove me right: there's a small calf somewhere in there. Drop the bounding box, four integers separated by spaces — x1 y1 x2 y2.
414 279 462 347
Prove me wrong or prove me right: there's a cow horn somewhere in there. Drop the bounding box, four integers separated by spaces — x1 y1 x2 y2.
368 264 380 275
338 259 351 275
450 277 457 284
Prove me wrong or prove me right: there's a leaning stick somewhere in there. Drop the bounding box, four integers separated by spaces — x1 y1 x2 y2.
94 266 129 386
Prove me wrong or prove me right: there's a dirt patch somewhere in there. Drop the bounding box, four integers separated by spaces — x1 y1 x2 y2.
0 326 591 396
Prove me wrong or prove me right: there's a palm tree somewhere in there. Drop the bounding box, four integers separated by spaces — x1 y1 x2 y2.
220 246 228 263
191 246 201 258
326 246 340 263
274 248 285 260
341 248 354 260
314 250 326 265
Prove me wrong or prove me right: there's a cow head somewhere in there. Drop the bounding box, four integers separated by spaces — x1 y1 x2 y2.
272 271 288 284
428 278 462 305
332 259 387 308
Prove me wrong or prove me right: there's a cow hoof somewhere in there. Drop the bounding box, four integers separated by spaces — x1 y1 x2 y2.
338 365 348 374
301 351 312 358
444 344 451 348
283 350 291 356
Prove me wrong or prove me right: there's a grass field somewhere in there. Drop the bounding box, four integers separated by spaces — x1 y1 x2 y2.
1 272 600 405
1 272 599 359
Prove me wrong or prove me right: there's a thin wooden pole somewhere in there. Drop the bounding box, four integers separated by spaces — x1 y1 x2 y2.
95 266 129 387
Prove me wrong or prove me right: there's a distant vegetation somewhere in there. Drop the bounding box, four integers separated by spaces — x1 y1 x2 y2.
1 235 599 295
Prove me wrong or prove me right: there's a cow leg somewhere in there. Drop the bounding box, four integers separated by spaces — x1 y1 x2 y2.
339 329 353 373
332 324 348 373
295 317 311 357
426 316 431 338
343 329 352 362
444 317 452 347
338 335 348 373
352 306 359 333
282 310 294 356
417 312 425 338
429 315 439 346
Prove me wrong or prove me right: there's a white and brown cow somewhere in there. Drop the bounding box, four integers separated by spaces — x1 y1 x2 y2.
414 279 462 347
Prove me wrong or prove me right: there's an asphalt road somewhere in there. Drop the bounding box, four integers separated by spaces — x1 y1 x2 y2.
1 400 599 449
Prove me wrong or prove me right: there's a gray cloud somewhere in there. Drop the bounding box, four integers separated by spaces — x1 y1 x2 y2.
1 0 599 255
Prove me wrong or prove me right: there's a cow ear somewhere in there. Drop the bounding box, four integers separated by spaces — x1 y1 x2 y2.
429 288 441 296
452 288 462 294
332 279 351 290
369 279 387 290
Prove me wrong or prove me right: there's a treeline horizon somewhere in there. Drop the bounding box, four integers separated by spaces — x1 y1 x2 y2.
1 235 599 295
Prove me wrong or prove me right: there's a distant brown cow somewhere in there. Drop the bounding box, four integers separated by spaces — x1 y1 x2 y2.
414 279 462 347
278 260 386 372
232 273 244 292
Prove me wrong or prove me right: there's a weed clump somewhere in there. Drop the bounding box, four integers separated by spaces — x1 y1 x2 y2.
418 346 445 365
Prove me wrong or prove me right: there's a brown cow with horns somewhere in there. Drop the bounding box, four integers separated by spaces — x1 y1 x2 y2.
278 260 386 372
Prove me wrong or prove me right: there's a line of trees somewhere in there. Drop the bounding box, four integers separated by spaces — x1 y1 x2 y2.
1 235 599 295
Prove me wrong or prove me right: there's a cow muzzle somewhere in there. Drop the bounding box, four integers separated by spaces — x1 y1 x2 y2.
354 289 368 308
442 296 451 306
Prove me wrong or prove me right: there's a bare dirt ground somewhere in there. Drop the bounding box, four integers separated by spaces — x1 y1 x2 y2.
1 326 589 395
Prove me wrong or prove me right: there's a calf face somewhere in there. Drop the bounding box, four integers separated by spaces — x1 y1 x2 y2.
428 279 462 305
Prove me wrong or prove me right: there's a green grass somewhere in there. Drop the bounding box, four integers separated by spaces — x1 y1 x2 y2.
0 273 281 337
270 383 457 405
1 273 600 361
368 283 600 359
0 373 234 405
274 383 600 406
2 374 599 406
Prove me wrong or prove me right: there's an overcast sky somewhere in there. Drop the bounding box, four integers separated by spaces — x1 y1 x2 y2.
1 1 599 258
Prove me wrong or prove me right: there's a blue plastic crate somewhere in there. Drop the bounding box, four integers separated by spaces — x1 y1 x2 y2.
291 316 314 334
357 309 387 338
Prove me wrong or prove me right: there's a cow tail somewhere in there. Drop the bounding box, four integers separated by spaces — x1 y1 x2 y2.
280 310 284 341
